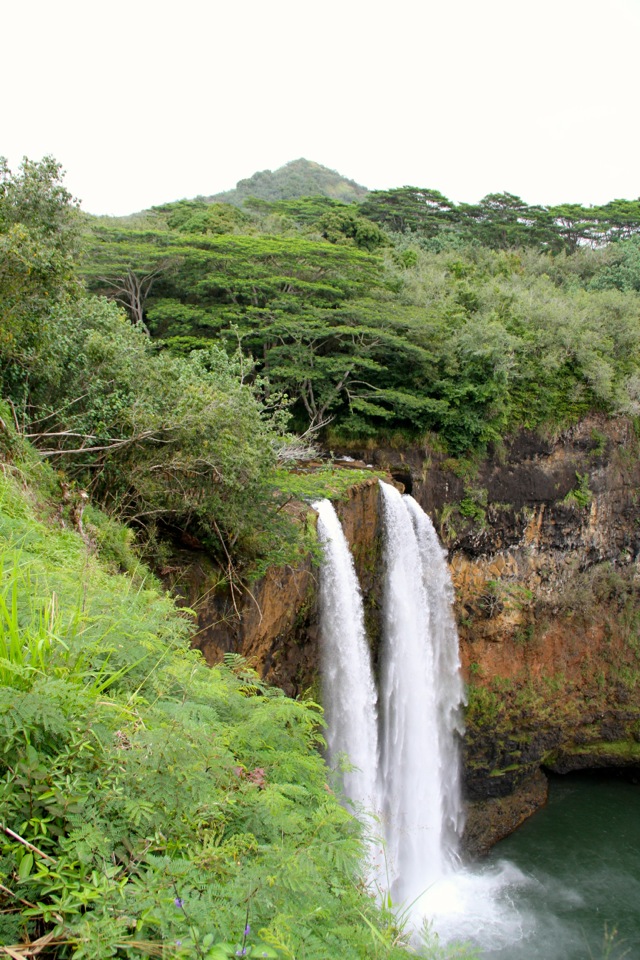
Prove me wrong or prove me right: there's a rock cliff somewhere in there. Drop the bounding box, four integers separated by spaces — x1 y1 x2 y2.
173 417 640 853
364 415 640 852
173 477 382 698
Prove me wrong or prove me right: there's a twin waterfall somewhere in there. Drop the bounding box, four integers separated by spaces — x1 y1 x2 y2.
314 481 464 908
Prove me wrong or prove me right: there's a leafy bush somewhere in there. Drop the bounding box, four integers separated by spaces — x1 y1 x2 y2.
0 156 82 401
15 294 297 566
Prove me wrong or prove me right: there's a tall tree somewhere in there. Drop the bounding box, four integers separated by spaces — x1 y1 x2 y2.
458 193 560 250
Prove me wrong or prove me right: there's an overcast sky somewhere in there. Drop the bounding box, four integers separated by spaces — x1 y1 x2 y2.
4 0 640 215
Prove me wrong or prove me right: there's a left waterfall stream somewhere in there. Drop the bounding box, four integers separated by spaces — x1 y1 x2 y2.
313 498 381 874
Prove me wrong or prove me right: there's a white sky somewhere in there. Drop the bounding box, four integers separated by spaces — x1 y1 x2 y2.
3 0 640 215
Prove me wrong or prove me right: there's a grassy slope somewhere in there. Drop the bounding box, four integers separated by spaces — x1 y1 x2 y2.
0 439 422 959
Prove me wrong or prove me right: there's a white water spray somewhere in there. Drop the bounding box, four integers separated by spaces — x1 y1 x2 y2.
313 484 465 901
313 499 379 819
402 492 466 862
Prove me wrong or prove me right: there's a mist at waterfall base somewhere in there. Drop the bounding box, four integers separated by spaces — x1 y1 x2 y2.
314 484 640 958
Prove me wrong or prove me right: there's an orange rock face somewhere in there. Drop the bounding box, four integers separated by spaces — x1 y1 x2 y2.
175 478 382 697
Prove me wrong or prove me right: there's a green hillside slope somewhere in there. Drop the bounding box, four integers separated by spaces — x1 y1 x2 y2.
0 429 420 959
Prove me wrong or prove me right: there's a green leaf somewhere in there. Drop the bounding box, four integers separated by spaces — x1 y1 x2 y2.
18 853 34 880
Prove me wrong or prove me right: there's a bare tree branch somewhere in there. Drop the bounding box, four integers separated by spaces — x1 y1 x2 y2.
33 429 175 457
96 258 178 333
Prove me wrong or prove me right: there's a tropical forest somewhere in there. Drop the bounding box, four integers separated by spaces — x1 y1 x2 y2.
2 155 640 959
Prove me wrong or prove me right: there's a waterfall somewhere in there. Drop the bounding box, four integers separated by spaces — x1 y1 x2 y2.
313 482 464 908
401 492 465 865
313 499 379 820
314 483 549 956
378 481 464 904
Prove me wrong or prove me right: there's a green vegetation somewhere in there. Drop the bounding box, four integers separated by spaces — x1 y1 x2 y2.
0 156 82 401
563 471 593 508
206 158 369 207
82 177 640 456
1 156 318 574
4 149 640 957
546 740 640 765
273 465 381 503
0 445 420 958
359 187 640 251
464 684 503 728
1 154 482 960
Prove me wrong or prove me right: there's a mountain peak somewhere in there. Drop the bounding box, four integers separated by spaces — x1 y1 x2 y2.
208 158 369 206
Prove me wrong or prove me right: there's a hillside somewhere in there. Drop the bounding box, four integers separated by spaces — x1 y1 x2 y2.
0 425 420 957
207 157 369 205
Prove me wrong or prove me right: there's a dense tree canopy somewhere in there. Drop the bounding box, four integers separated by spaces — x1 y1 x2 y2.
0 156 82 396
0 158 306 569
5 153 640 539
81 188 640 453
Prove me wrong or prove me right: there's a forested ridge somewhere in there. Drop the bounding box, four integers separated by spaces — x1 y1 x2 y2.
82 168 640 466
1 152 640 958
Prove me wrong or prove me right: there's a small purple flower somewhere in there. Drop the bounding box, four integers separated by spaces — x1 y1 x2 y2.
244 924 251 937
174 897 184 909
236 950 247 957
175 941 182 947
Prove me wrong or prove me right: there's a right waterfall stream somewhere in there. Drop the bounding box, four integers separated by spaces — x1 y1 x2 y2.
377 480 465 904
315 481 467 914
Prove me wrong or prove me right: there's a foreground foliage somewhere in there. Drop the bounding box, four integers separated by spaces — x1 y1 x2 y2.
0 447 422 959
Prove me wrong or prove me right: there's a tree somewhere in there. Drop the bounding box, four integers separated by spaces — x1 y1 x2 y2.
316 207 387 251
359 186 459 236
95 262 174 332
589 236 640 292
458 193 560 250
0 156 81 396
84 225 184 332
548 202 593 252
155 199 252 235
25 297 288 562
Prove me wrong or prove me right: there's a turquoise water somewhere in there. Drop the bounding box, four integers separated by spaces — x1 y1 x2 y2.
478 771 640 959
416 771 640 958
